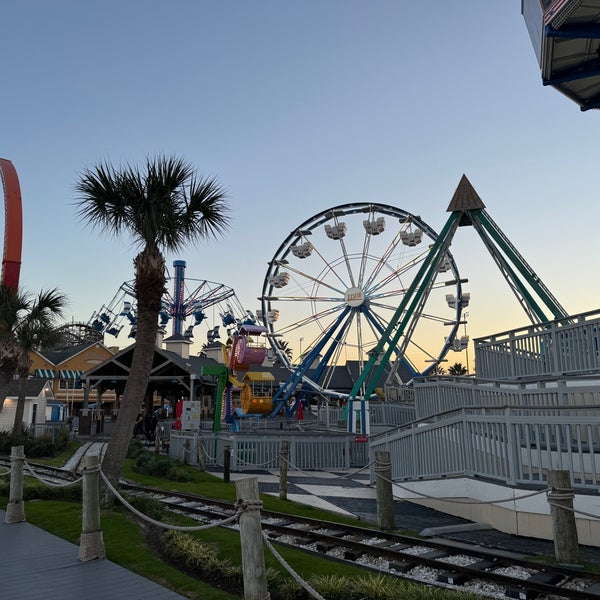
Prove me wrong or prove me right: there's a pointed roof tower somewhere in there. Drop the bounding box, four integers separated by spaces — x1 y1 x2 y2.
447 174 486 212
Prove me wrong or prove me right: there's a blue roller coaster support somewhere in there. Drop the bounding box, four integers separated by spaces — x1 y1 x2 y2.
172 260 187 336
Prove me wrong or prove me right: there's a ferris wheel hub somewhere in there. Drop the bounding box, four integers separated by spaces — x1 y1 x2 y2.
344 286 365 308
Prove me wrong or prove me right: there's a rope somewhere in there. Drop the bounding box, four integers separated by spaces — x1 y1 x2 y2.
377 472 550 505
199 444 223 462
0 467 11 476
235 498 263 512
262 531 327 600
232 452 279 468
281 457 375 480
23 460 83 488
99 470 241 531
547 500 600 520
546 486 575 501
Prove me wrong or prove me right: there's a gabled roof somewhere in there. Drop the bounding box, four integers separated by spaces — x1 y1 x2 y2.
37 341 110 366
2 379 51 399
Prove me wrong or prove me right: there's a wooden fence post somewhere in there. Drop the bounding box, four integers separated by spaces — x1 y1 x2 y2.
279 441 289 501
548 470 580 565
198 436 206 471
78 453 105 561
236 477 270 600
224 445 231 483
375 450 395 530
4 445 25 524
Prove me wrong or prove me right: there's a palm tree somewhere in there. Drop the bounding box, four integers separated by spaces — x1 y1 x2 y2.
274 338 293 365
75 155 231 495
0 285 67 433
448 362 468 376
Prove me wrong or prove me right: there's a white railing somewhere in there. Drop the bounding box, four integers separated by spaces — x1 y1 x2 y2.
475 309 600 379
370 405 600 490
412 376 600 420
169 431 370 471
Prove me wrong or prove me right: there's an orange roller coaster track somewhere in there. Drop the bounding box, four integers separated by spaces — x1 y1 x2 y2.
0 158 23 291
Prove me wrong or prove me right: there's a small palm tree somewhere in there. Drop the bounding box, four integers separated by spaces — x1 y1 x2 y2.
75 155 231 494
274 338 293 365
448 362 468 376
0 285 67 434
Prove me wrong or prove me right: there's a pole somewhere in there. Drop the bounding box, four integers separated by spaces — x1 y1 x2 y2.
279 441 289 501
4 445 25 524
224 445 231 483
236 477 270 600
375 450 395 530
78 453 105 561
464 312 470 373
198 436 206 471
547 470 580 565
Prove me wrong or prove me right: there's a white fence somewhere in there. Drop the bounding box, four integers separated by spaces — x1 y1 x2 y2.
412 376 600 420
369 405 600 491
169 431 370 471
475 309 600 380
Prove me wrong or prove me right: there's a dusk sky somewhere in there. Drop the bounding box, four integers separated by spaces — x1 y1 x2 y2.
2 1 598 365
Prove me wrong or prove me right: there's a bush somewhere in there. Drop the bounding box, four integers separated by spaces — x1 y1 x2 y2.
0 428 70 458
133 451 191 482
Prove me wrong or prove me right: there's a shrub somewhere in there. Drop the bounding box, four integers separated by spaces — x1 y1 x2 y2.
0 428 70 458
133 451 191 482
308 574 352 600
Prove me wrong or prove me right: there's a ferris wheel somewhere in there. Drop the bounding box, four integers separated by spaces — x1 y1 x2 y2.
259 203 469 406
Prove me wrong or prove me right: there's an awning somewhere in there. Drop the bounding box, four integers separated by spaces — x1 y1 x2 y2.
59 370 84 380
35 369 56 379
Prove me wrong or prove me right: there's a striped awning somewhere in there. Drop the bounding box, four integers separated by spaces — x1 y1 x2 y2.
35 369 56 379
59 370 84 380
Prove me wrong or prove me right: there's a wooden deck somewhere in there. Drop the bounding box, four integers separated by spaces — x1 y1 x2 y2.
0 511 186 599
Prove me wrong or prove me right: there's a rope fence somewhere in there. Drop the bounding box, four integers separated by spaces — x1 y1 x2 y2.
6 443 600 594
99 470 242 531
262 531 326 600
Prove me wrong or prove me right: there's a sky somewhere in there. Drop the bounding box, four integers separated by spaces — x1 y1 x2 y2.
2 1 599 367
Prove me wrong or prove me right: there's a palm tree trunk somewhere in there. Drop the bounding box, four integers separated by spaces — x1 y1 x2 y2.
101 309 158 502
12 376 28 436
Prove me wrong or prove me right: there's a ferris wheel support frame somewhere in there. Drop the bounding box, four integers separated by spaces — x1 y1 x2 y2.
347 210 462 433
347 176 571 433
270 305 352 417
470 209 568 322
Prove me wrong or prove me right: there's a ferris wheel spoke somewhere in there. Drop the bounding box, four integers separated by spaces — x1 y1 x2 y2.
365 250 429 297
274 261 347 297
357 225 374 288
328 214 357 287
292 234 351 291
271 304 346 339
362 229 407 292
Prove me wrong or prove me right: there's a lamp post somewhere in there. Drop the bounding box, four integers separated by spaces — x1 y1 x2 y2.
299 337 304 363
463 312 470 374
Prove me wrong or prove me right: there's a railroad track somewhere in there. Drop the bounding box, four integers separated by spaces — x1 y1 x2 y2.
122 483 600 599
